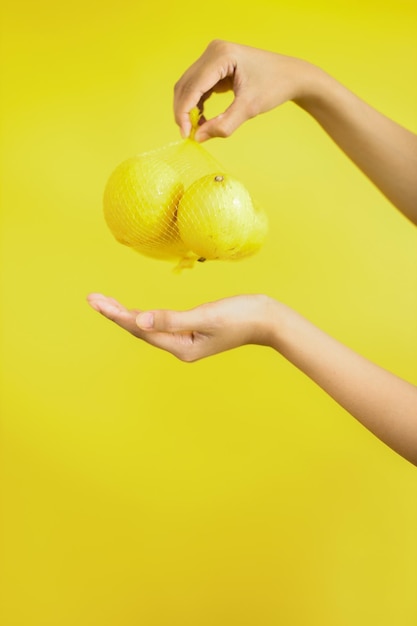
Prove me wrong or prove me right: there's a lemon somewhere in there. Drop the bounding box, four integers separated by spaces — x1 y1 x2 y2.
103 155 186 259
177 173 268 261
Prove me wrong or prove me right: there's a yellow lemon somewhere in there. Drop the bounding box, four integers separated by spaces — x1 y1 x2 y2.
103 155 186 259
177 173 268 261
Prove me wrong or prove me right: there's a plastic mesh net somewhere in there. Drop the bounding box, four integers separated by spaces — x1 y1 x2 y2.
103 110 268 270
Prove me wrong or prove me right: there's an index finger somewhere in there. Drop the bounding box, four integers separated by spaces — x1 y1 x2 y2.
173 52 236 137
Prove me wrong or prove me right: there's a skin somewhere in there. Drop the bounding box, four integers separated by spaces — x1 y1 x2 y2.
174 40 417 223
88 40 417 465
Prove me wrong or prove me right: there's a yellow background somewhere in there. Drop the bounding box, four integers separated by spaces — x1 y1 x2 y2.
1 0 417 624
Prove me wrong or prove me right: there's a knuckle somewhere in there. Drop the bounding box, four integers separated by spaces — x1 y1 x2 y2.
215 119 233 138
208 39 229 54
207 38 223 50
244 99 260 119
155 311 173 333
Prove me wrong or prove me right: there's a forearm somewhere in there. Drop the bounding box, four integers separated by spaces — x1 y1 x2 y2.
294 65 417 224
266 299 417 465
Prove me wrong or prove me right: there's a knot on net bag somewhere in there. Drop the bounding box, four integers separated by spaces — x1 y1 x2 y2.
103 109 268 271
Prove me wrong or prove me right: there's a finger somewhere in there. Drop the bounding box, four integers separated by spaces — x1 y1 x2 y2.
88 295 208 360
174 64 235 138
88 293 132 311
197 76 233 112
87 293 124 315
194 97 250 142
87 293 142 336
136 306 212 334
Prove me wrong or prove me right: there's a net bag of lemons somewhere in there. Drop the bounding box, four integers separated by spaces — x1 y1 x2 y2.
103 109 268 270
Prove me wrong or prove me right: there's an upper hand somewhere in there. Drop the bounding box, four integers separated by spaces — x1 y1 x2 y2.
173 39 313 142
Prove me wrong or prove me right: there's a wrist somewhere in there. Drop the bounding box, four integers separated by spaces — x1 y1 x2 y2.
251 296 287 348
292 62 333 113
258 298 302 357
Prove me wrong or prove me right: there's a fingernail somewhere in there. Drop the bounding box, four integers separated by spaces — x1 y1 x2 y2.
136 311 154 330
181 123 191 139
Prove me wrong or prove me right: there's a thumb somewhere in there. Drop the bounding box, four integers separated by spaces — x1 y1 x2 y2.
195 97 250 141
136 307 206 333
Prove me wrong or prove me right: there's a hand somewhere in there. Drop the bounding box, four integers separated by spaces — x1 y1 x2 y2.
87 293 273 361
174 39 315 142
87 292 417 463
174 40 417 221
